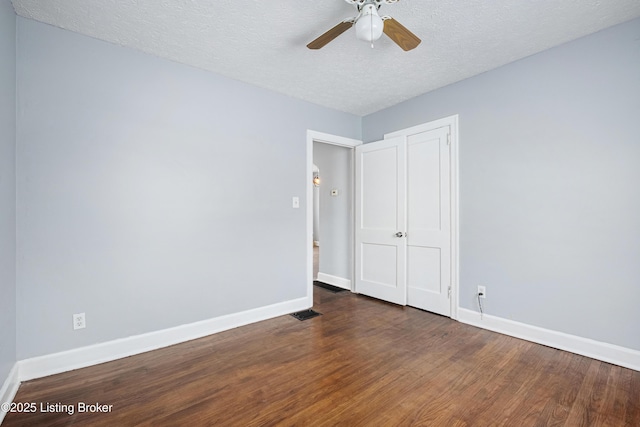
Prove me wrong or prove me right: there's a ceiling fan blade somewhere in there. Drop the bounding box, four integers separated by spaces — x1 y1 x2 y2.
383 18 421 51
307 21 353 50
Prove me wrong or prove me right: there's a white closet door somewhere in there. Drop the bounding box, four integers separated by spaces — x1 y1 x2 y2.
406 127 451 316
354 136 407 305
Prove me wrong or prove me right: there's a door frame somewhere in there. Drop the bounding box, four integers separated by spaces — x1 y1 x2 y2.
384 114 460 320
306 130 362 307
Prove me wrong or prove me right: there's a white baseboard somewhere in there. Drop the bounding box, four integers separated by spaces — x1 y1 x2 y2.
19 297 309 382
0 363 20 425
458 308 640 372
316 272 351 290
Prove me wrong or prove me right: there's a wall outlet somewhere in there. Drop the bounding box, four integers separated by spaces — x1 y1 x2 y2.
73 313 86 330
477 286 486 298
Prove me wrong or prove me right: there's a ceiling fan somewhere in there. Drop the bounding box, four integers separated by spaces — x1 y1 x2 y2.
307 0 421 51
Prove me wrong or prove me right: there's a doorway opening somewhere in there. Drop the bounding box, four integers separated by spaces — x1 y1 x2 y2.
306 131 362 307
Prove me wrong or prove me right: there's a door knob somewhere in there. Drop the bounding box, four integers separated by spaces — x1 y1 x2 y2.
395 232 406 238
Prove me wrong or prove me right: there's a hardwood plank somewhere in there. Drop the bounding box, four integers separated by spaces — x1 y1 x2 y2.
596 365 629 427
624 366 640 426
565 359 607 425
531 352 592 426
4 288 639 426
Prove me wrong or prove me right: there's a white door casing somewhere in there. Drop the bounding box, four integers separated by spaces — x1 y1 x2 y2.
354 136 407 305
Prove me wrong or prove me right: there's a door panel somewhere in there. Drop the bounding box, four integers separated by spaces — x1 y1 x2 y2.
406 127 451 316
408 246 441 293
362 244 398 286
408 138 441 231
361 147 398 230
355 137 407 305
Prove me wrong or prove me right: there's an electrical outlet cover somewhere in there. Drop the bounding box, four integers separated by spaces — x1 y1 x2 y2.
477 286 486 298
73 313 86 330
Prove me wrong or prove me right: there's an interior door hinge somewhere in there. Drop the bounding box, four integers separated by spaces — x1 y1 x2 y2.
448 286 451 298
447 133 451 145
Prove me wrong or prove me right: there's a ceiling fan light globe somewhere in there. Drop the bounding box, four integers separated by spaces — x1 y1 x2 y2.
355 5 383 42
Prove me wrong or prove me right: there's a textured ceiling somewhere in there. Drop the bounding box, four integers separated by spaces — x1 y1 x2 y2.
11 0 640 116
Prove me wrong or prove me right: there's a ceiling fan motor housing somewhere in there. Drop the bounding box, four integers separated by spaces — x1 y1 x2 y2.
355 3 383 42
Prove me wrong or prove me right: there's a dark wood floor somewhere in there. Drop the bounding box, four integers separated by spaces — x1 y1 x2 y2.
313 245 319 280
4 287 640 426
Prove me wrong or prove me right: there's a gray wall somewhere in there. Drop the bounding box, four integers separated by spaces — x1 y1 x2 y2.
15 17 361 359
313 142 353 281
363 18 640 351
0 0 17 384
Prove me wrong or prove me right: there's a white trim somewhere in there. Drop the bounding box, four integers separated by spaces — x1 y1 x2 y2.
384 115 458 140
382 114 460 320
307 130 362 148
316 272 351 290
450 116 460 320
306 130 363 307
458 308 640 372
18 297 308 382
0 364 20 424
